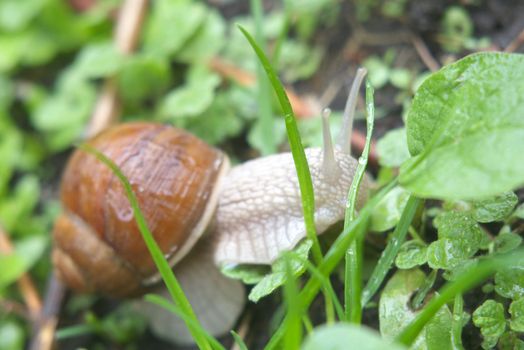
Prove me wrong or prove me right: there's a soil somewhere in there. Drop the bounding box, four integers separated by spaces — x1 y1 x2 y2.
53 0 524 349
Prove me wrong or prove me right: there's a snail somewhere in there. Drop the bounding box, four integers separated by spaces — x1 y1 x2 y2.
51 68 370 344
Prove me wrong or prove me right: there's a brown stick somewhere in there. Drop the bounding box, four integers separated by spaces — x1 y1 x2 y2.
0 226 42 319
410 33 440 72
504 28 524 53
86 0 149 137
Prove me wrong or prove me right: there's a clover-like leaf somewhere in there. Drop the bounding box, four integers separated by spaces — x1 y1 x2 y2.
117 55 170 103
427 211 484 269
370 186 410 232
379 269 453 350
509 298 524 332
495 266 524 300
249 240 312 302
472 300 506 349
395 240 427 269
494 232 522 254
400 53 524 200
471 192 518 223
376 128 411 168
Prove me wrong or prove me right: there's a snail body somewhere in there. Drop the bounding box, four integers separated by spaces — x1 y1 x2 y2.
51 69 369 344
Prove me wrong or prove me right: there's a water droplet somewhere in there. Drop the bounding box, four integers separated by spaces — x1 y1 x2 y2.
117 207 134 222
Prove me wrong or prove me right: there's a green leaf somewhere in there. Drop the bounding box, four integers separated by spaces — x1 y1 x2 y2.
181 94 243 145
472 300 506 349
379 269 453 350
0 254 26 289
159 66 220 120
427 211 484 270
249 240 312 302
370 186 410 232
494 232 522 254
72 42 124 78
395 240 427 269
0 0 46 31
0 320 24 350
302 323 407 350
376 128 410 168
495 266 524 300
278 40 323 82
143 0 206 57
220 264 268 285
400 52 524 200
470 192 518 223
175 9 226 62
498 331 524 349
0 175 40 232
117 55 170 103
509 298 524 332
513 203 524 220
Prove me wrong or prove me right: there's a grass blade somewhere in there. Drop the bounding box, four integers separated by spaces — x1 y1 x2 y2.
80 144 213 350
238 25 323 265
361 195 422 306
282 254 302 350
231 331 249 350
396 249 524 346
344 79 375 323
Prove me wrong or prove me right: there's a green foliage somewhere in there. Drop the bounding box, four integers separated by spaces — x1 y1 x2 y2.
376 128 411 168
470 192 519 223
302 323 407 350
370 186 410 232
495 267 524 300
249 240 312 302
509 298 524 332
427 211 484 270
0 320 24 350
472 300 506 349
379 269 453 350
395 240 427 269
400 53 524 200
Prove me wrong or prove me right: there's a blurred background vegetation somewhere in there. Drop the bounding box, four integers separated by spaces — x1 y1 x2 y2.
1 0 523 348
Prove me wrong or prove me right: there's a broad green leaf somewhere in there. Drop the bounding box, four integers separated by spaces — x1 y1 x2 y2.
472 300 506 349
495 266 524 300
370 186 410 232
14 236 48 271
509 298 524 332
494 232 522 254
376 128 410 168
249 240 312 302
379 269 453 350
117 55 170 103
0 0 45 31
470 192 518 223
0 320 24 350
427 238 471 270
400 53 524 200
302 323 407 350
143 0 206 57
395 240 427 269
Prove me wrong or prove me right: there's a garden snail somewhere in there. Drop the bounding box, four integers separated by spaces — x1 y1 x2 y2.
51 68 369 344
